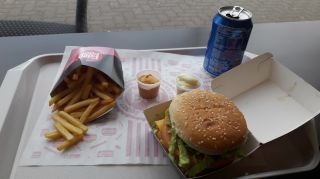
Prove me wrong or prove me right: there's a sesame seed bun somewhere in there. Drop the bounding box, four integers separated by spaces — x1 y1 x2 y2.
169 90 248 155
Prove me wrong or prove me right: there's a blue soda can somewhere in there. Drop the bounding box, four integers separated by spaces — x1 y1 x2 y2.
204 6 253 77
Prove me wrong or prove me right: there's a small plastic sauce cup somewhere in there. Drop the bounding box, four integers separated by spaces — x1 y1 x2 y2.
136 70 161 99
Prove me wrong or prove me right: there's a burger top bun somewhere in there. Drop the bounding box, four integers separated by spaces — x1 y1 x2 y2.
169 90 248 155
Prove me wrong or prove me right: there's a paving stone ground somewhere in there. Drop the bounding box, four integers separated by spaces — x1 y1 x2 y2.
0 0 319 32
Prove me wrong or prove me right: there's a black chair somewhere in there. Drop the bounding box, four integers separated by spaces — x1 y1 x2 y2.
0 0 88 37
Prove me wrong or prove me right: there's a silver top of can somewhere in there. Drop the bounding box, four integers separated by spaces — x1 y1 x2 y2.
219 6 252 20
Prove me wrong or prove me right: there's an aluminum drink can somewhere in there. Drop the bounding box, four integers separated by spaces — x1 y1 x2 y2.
203 6 253 77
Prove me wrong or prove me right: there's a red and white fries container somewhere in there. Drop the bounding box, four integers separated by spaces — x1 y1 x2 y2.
50 47 125 117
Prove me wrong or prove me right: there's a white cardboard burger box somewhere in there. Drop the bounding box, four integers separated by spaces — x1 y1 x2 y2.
144 53 320 178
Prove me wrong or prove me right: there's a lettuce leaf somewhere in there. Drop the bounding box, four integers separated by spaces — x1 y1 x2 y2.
235 148 245 158
168 127 177 161
186 155 214 177
221 148 244 159
177 138 190 169
167 109 178 162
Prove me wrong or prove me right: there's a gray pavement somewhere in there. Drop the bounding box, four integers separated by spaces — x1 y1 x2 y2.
0 0 319 32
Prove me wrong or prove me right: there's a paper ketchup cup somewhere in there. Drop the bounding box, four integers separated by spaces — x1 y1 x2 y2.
136 70 161 99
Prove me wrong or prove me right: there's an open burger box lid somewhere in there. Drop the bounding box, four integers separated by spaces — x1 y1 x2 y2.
144 53 320 178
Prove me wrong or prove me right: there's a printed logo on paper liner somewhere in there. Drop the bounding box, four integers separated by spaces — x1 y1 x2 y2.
83 134 97 142
31 151 41 158
101 128 117 136
97 150 114 157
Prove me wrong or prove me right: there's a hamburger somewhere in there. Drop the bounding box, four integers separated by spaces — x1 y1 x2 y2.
152 90 248 177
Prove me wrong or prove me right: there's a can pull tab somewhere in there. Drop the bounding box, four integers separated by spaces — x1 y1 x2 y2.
229 6 244 18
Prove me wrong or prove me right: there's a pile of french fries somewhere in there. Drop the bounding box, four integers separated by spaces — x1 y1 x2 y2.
44 66 122 151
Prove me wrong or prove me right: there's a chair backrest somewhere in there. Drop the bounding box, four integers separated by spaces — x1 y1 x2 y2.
76 0 88 32
0 0 88 37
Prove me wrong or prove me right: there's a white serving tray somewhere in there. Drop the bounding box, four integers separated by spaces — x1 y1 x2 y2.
0 48 319 179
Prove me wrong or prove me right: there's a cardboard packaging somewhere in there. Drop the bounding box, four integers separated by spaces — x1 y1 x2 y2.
144 53 320 178
50 47 125 118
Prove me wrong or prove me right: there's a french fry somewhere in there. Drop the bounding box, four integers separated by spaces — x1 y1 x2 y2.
56 90 77 108
84 67 95 85
72 73 79 80
64 98 99 113
49 87 73 106
68 90 82 105
75 107 87 112
72 67 81 80
57 135 83 151
59 111 88 133
110 84 122 95
70 111 83 118
92 88 113 102
68 76 85 89
80 100 99 123
49 96 60 106
96 73 109 88
64 76 72 84
94 83 105 91
81 84 92 100
54 122 74 141
86 101 116 123
108 83 122 95
75 66 82 78
102 82 109 88
89 92 95 98
52 105 59 112
77 67 94 99
52 113 83 135
45 130 62 140
101 99 113 105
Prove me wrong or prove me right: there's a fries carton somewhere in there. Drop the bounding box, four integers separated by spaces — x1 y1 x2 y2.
50 47 124 119
144 53 320 178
